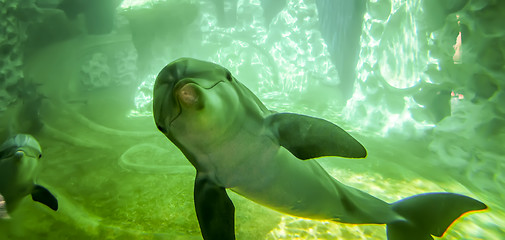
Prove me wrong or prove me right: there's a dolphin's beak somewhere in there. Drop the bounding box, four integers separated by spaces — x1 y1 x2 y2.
173 79 206 110
154 79 203 130
177 83 201 108
14 150 25 159
169 79 224 125
153 57 227 132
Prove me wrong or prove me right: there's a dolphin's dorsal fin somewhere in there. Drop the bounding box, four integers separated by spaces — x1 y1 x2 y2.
265 113 367 160
31 185 58 211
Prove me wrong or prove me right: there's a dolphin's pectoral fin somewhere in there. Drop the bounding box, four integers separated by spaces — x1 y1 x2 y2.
31 185 58 211
266 113 367 159
194 173 235 240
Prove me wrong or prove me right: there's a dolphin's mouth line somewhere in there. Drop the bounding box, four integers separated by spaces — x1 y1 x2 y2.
168 80 225 127
1 149 33 159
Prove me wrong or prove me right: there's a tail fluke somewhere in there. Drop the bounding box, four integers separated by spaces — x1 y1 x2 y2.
387 192 487 240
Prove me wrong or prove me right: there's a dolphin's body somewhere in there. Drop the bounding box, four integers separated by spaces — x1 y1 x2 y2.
0 134 58 218
153 58 486 240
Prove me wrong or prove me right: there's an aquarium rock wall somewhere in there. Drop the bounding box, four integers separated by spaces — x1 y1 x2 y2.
0 0 44 132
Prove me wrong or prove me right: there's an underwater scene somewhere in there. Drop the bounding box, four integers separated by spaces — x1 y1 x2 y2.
0 0 504 239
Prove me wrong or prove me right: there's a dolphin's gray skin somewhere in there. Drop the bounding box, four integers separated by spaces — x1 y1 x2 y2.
153 58 487 240
0 134 58 216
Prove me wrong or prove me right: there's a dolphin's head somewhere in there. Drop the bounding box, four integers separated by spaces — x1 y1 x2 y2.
0 134 42 204
153 58 245 152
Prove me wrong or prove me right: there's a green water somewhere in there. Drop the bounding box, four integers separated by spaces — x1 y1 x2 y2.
1 0 504 239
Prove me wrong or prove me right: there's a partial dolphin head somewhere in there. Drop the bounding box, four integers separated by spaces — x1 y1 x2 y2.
0 134 58 214
0 134 42 195
0 134 42 157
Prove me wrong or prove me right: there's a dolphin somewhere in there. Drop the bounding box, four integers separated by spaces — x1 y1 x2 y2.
152 58 487 240
0 134 58 218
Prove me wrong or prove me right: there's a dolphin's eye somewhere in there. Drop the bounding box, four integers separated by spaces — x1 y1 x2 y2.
226 71 233 81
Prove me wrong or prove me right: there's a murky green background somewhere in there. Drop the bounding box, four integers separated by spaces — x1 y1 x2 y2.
1 0 503 239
